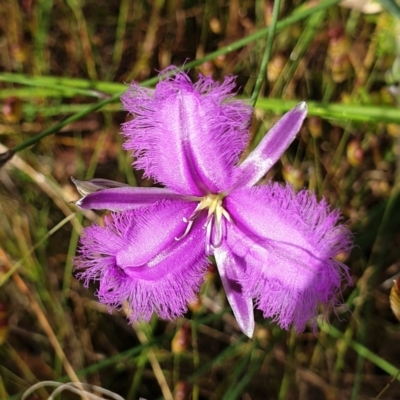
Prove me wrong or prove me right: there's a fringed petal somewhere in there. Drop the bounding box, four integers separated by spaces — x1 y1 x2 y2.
232 103 307 190
224 184 352 332
121 70 252 195
73 183 195 211
214 244 255 338
75 200 209 321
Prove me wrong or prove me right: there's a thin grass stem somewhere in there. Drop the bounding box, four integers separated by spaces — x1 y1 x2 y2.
250 0 281 107
0 0 342 161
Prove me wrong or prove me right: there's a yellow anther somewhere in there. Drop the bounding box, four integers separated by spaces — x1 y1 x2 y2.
175 192 232 247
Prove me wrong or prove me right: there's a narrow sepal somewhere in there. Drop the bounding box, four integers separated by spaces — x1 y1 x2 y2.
74 185 194 211
72 177 129 196
232 102 307 189
214 244 255 338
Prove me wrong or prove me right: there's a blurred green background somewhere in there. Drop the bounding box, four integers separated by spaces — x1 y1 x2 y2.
1 0 400 399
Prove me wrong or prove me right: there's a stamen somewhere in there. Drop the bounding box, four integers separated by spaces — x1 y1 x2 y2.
205 215 214 255
175 192 232 250
211 216 223 248
221 208 232 223
203 211 214 228
175 203 204 241
175 219 194 241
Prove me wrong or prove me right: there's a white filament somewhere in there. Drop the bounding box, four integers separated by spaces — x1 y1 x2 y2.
175 193 232 252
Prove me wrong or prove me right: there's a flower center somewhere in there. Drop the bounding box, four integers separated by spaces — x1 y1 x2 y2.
175 193 232 254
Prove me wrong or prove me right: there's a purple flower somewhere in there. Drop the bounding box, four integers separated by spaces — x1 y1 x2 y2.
73 69 352 338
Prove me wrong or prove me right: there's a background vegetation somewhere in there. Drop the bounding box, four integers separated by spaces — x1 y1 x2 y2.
1 0 400 399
